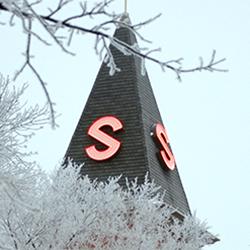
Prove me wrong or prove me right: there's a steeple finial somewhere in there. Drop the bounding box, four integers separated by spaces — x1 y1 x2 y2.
124 0 128 13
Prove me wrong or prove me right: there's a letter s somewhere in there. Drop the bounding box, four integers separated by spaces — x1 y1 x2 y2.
85 116 123 161
152 123 176 170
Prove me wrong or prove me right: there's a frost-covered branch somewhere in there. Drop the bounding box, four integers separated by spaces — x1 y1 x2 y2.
13 19 56 128
0 0 227 124
0 0 227 77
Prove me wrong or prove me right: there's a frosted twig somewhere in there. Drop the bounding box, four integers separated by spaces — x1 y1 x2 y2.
14 19 56 127
0 0 227 126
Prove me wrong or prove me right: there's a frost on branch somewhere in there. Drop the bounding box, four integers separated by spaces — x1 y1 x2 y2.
0 159 214 250
0 0 227 125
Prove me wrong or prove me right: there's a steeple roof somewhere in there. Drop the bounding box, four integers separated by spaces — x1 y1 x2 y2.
65 15 191 215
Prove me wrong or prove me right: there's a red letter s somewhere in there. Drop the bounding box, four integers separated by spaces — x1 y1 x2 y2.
152 123 176 170
85 116 123 161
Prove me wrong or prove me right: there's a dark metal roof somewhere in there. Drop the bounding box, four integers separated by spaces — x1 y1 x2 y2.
65 16 191 215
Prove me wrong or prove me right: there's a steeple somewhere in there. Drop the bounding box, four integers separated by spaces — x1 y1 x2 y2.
65 16 191 215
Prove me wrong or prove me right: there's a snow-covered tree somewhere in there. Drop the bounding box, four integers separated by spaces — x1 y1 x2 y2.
0 160 214 250
0 74 48 210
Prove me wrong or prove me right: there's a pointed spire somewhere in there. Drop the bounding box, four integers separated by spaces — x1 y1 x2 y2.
65 19 191 215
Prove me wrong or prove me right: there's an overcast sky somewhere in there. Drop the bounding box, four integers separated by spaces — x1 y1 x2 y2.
1 0 250 249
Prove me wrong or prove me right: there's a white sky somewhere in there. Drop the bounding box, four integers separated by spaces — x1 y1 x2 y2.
1 0 250 249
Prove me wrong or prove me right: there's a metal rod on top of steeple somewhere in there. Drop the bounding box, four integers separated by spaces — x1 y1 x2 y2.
124 0 128 13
